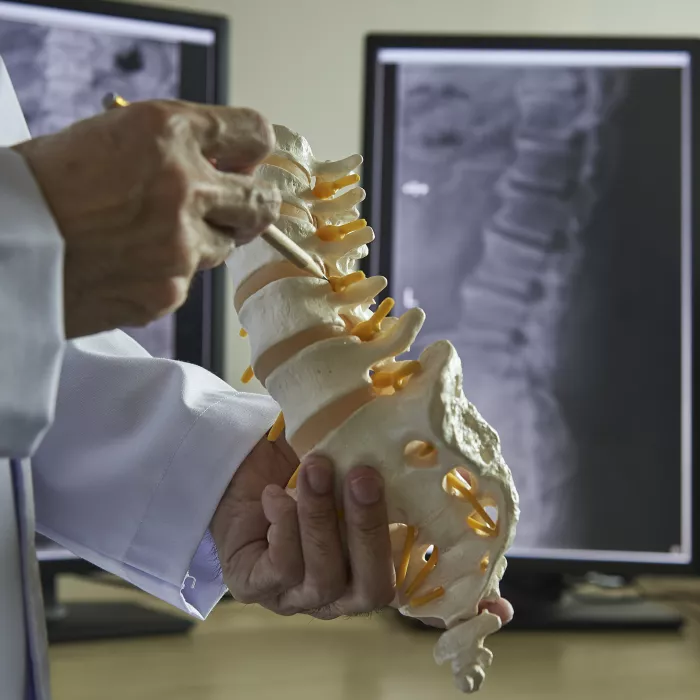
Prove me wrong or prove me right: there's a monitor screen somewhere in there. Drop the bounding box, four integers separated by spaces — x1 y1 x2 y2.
0 0 223 361
364 38 695 568
0 0 227 564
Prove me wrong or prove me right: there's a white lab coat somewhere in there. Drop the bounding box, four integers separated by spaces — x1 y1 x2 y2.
0 58 278 699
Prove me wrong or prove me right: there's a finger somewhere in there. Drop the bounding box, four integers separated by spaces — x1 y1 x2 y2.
277 457 347 612
191 217 236 270
187 104 276 172
340 466 395 614
478 597 514 625
202 173 281 247
229 485 303 602
198 229 234 269
260 485 304 589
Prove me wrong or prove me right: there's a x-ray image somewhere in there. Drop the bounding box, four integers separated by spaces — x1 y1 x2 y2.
0 20 182 358
391 64 684 553
0 20 180 135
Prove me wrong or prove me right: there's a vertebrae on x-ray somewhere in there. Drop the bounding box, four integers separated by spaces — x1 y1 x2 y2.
226 126 520 693
401 67 628 548
0 24 179 136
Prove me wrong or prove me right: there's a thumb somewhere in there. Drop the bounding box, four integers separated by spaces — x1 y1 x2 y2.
268 435 300 481
238 436 299 496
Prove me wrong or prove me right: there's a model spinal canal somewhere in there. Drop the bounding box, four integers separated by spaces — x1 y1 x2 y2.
225 125 520 693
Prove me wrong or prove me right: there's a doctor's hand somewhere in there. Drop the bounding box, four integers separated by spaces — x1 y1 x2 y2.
210 436 396 619
13 100 281 338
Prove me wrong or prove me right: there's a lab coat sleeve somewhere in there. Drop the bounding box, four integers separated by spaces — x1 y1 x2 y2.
0 147 65 457
32 330 280 619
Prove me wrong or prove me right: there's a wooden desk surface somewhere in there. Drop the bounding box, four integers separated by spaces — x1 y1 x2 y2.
50 576 700 700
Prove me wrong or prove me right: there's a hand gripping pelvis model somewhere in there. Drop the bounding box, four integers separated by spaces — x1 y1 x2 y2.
225 126 520 693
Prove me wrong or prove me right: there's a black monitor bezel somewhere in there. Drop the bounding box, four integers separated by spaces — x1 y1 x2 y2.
362 33 700 577
0 0 230 378
1 0 230 572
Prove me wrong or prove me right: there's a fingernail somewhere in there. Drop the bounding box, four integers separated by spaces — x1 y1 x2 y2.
350 474 382 505
304 460 332 495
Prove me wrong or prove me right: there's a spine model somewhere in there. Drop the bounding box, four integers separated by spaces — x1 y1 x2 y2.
226 126 519 693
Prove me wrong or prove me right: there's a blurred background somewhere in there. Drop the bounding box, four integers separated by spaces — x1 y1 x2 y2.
1 1 700 699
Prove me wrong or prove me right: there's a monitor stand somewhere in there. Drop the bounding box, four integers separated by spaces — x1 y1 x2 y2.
396 574 684 632
498 574 684 631
43 570 194 644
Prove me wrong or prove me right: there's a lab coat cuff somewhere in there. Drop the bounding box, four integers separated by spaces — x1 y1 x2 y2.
125 391 280 618
0 148 65 456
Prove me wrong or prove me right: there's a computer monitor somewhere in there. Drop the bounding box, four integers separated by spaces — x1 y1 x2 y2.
0 0 228 368
0 0 229 641
363 35 699 618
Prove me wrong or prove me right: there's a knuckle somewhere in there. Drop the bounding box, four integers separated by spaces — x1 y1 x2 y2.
299 506 336 535
150 276 189 315
298 491 335 520
352 517 389 543
204 238 236 268
310 579 346 608
197 109 223 147
269 602 298 617
212 177 281 245
130 100 177 137
124 281 184 326
240 179 278 207
237 107 276 159
301 524 335 554
240 182 282 238
124 307 156 329
229 569 285 605
254 183 282 221
254 180 282 204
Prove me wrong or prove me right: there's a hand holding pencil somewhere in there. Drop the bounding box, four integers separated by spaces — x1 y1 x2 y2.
103 93 327 281
13 95 281 336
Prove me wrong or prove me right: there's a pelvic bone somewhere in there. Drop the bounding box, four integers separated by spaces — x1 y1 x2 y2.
225 126 520 693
